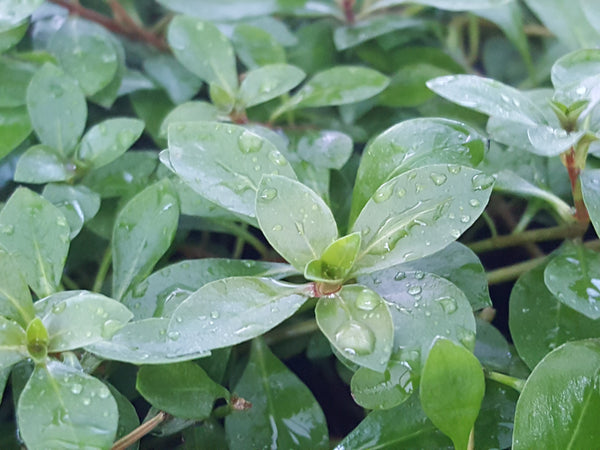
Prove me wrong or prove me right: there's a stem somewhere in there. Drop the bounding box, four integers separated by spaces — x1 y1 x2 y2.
466 14 480 65
111 411 170 450
48 0 169 51
563 147 589 224
216 222 270 259
485 370 526 393
232 224 248 259
61 274 79 290
467 427 475 450
263 319 319 346
93 247 112 293
481 211 498 238
468 223 587 254
342 0 356 24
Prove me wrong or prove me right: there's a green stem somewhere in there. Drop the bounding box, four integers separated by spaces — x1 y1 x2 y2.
485 370 526 393
61 274 79 291
263 318 319 346
466 14 480 65
468 223 587 254
481 211 498 238
512 202 540 235
93 247 112 293
217 222 270 259
232 224 248 259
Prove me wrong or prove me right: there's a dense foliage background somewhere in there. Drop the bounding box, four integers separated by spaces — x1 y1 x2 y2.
1 0 600 448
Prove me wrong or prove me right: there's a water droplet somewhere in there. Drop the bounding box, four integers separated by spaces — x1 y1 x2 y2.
295 222 304 235
460 215 471 223
238 130 263 153
167 330 180 341
397 188 406 198
101 320 123 339
96 307 104 316
268 150 287 166
437 296 457 314
335 321 375 356
471 173 495 191
71 383 83 395
98 386 110 399
355 289 380 311
414 183 423 193
259 187 277 201
82 397 91 406
394 271 406 281
210 311 220 319
52 302 66 314
272 224 283 231
447 164 461 174
408 285 422 296
430 172 447 186
450 229 461 239
469 199 480 208
414 271 425 280
373 182 394 203
458 327 476 349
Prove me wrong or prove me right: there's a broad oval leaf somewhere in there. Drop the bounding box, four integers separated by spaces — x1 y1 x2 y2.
42 183 101 239
14 144 76 184
225 338 328 449
350 165 493 275
350 118 486 224
513 340 600 449
0 0 43 26
137 362 228 420
526 125 585 156
78 118 144 169
581 169 600 237
0 251 34 326
315 285 393 372
122 258 296 320
350 359 413 410
334 16 428 51
159 101 218 138
427 74 546 125
256 174 338 272
366 0 511 14
551 49 600 93
297 130 353 170
48 18 118 96
167 15 237 95
17 360 118 450
26 63 87 155
232 24 285 69
238 64 305 108
167 277 308 356
166 122 296 221
35 290 133 352
0 187 70 298
544 243 600 319
0 316 27 370
420 338 485 450
0 106 31 159
112 179 179 300
509 259 600 369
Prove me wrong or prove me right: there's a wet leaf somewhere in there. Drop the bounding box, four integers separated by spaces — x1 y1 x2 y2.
225 338 328 449
581 168 600 237
351 165 493 275
474 319 512 373
14 144 75 184
475 380 518 450
232 24 285 68
305 233 361 283
351 359 413 410
112 179 179 300
420 338 485 450
137 362 228 419
316 285 393 372
0 57 35 107
256 174 338 272
0 187 70 298
238 64 305 108
0 316 27 370
296 130 353 170
526 125 584 156
107 383 140 447
0 251 35 326
42 183 101 239
334 16 428 51
159 101 218 138
513 340 600 449
17 360 117 450
0 0 43 26
0 106 31 159
143 54 202 104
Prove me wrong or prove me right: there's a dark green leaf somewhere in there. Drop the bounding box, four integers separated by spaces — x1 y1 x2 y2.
107 383 140 447
474 319 511 372
238 64 305 108
0 57 35 107
42 184 101 239
137 362 228 419
129 89 173 146
232 24 285 69
182 420 227 450
225 338 328 449
0 106 31 159
379 63 452 108
0 21 28 53
14 144 75 183
88 32 125 109
475 380 518 450
0 251 34 326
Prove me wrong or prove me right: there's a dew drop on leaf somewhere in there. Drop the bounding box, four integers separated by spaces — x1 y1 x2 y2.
436 296 457 314
70 383 83 395
469 199 480 207
268 150 287 166
408 285 422 296
373 182 394 203
335 321 375 356
355 289 380 311
259 187 277 201
430 172 447 186
394 271 406 281
238 130 263 153
471 173 495 191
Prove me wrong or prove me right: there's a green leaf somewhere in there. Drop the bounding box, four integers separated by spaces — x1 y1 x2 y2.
78 118 144 169
238 64 305 108
123 258 296 320
351 359 413 410
0 187 70 298
420 338 485 450
305 233 361 283
0 0 43 26
544 242 600 319
0 106 31 159
129 89 173 146
26 63 87 155
182 420 227 450
582 169 600 237
167 16 237 95
0 57 35 107
286 66 389 111
107 383 140 446
17 360 118 450
48 18 118 96
42 184 101 239
474 319 511 372
165 122 296 221
232 24 285 69
14 144 76 184
25 317 48 361
225 338 328 449
0 316 27 371
88 31 125 109
350 165 493 275
34 290 133 352
513 340 600 449
509 260 600 369
350 118 486 224
475 380 518 450
426 74 546 125
296 130 353 170
0 251 35 326
526 125 585 156
256 174 338 272
167 277 308 356
366 0 511 14
359 271 476 366
143 54 203 104
137 362 228 419
155 0 279 21
315 285 393 372
335 394 452 449
334 16 428 51
112 179 179 300
159 101 218 138
0 21 28 53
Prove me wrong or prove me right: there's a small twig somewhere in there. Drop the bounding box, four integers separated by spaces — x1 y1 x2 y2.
485 370 525 393
48 0 169 51
491 197 545 258
112 411 170 450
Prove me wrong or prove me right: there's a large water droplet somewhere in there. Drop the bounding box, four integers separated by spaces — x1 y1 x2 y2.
408 285 422 296
167 330 180 341
437 296 457 314
268 150 287 166
70 383 83 395
394 271 406 281
373 182 394 203
259 187 277 201
471 173 495 191
430 172 447 186
469 199 480 208
335 321 375 356
52 302 66 314
238 130 263 153
355 289 380 311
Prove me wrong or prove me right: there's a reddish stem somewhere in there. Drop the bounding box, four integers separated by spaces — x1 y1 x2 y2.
564 148 589 223
342 0 355 24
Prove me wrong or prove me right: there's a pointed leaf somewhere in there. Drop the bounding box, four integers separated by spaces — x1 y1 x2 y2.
0 251 34 326
420 338 485 450
316 285 393 372
0 316 27 370
17 361 118 450
0 187 70 297
166 122 296 221
112 179 179 300
107 383 140 446
167 277 308 356
137 362 228 419
238 64 305 108
42 183 101 239
0 21 28 53
256 174 337 272
26 63 87 155
305 232 361 282
225 338 328 449
351 165 493 275
513 340 600 449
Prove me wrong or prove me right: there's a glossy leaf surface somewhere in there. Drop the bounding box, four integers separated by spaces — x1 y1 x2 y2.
238 64 305 108
296 130 353 170
305 233 361 283
14 144 75 184
351 359 413 410
0 106 31 159
581 169 600 237
0 251 34 326
0 316 27 370
42 183 101 239
158 101 218 138
225 338 328 449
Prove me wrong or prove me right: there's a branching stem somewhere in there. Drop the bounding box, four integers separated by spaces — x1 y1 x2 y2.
111 411 170 450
